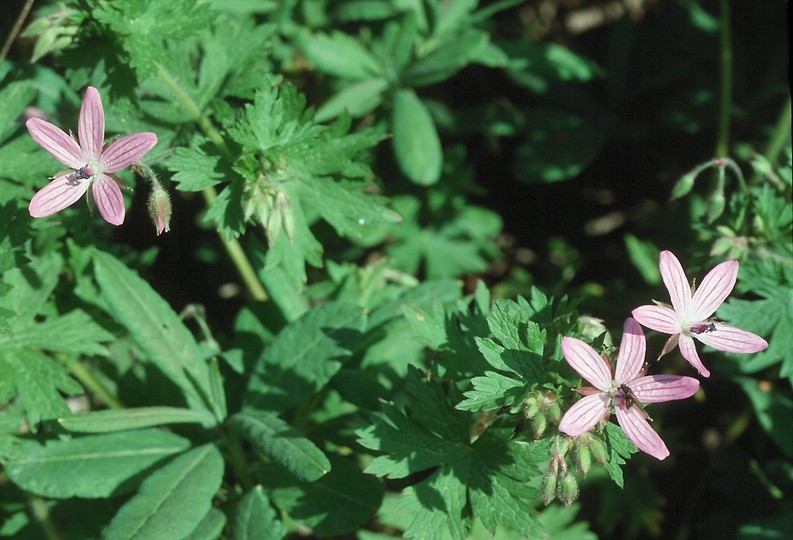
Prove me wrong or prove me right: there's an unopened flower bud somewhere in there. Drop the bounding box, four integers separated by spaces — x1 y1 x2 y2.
557 473 579 506
588 436 608 466
706 189 726 223
545 397 561 423
147 181 171 235
541 465 558 506
575 442 591 477
531 412 547 439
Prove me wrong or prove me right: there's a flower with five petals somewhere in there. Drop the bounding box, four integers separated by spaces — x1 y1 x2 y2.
26 86 157 225
558 318 699 460
631 250 768 377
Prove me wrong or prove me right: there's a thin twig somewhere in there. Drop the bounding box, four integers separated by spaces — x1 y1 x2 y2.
0 0 35 65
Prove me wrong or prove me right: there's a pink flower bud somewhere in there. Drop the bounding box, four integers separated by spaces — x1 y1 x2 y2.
148 182 171 235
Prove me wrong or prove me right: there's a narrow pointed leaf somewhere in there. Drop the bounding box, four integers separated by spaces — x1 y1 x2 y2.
5 430 191 498
58 407 215 433
229 411 330 482
245 301 366 412
104 444 224 540
94 251 212 413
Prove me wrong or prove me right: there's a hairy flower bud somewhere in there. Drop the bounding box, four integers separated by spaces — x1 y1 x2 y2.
588 436 608 466
575 441 592 477
557 473 579 506
531 412 547 439
147 180 171 235
541 463 559 506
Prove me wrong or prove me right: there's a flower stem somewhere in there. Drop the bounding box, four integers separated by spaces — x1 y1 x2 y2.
222 427 254 492
715 0 733 159
155 65 269 301
26 493 62 540
60 355 123 410
0 0 34 65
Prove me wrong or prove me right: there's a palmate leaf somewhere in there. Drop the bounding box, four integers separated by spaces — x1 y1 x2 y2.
93 0 217 81
0 348 82 428
245 301 366 412
4 429 191 499
104 444 224 540
357 368 546 537
268 456 384 536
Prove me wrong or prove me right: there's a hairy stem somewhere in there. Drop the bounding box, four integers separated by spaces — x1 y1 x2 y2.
156 65 269 301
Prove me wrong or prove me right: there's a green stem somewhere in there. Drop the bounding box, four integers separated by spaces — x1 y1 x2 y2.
0 0 34 65
222 427 254 492
27 493 62 540
155 65 268 301
763 96 792 165
61 355 123 410
201 187 269 301
715 0 733 159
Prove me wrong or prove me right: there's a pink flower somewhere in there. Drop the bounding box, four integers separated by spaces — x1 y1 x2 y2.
558 318 699 460
26 86 157 225
632 250 768 378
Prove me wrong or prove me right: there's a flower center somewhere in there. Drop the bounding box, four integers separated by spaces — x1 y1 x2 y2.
75 165 95 180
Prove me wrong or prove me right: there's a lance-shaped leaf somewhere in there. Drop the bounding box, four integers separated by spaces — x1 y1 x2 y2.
245 301 366 412
104 444 224 540
94 250 213 416
4 429 191 498
228 411 330 482
231 486 285 540
58 407 215 433
392 89 442 185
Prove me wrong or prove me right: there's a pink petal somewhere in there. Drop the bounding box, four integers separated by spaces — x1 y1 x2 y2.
558 393 609 436
78 86 105 160
29 173 90 217
690 260 738 321
694 324 768 354
92 175 125 225
615 406 669 460
630 374 699 403
614 318 646 385
631 305 681 334
26 118 84 169
678 335 710 377
101 133 157 173
562 337 612 390
659 251 692 315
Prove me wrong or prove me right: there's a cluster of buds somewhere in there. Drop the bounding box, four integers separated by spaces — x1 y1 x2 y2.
569 432 608 478
541 436 578 506
522 390 561 439
243 177 294 247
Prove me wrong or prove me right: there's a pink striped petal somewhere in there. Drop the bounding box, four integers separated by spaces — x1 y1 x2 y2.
101 133 157 173
26 118 84 169
659 251 691 315
630 374 699 403
78 87 105 160
690 260 738 321
615 406 669 460
92 175 125 225
558 393 609 436
631 305 681 334
614 318 646 385
29 173 90 217
562 337 612 390
679 334 710 377
694 324 768 354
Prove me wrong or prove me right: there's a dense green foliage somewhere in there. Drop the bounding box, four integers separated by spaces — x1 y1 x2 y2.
0 1 790 539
